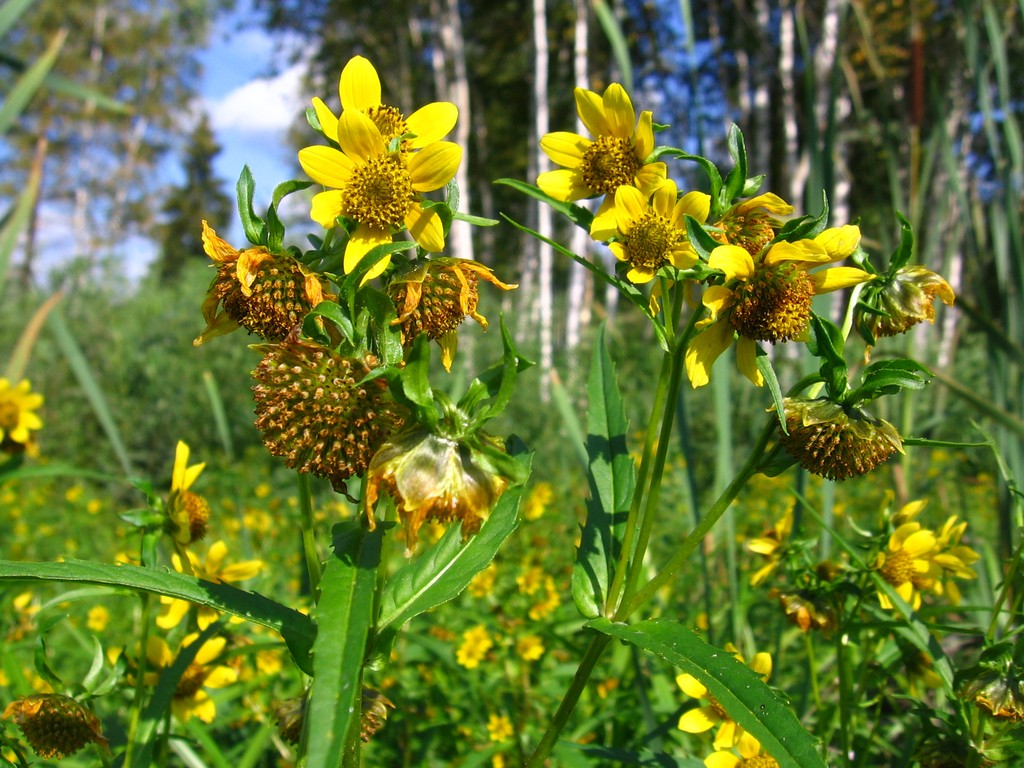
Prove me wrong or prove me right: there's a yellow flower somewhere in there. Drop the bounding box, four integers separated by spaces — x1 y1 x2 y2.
516 565 545 596
0 378 43 452
487 713 514 742
677 644 771 751
146 633 238 723
456 625 494 669
388 257 517 371
193 222 327 346
746 509 793 587
528 577 561 620
157 540 264 630
86 606 110 632
873 521 938 610
704 736 779 768
537 83 668 234
468 564 498 597
167 441 210 546
523 482 553 521
686 228 874 387
931 514 980 605
516 634 545 662
597 180 710 283
299 58 462 280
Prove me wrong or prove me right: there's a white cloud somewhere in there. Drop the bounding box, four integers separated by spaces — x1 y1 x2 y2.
206 62 308 134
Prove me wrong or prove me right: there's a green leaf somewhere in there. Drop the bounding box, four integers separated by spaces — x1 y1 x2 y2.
0 559 315 674
373 462 529 659
464 317 526 428
573 326 635 618
0 0 38 38
340 241 418 315
722 124 748 205
776 193 830 242
236 166 266 246
889 212 915 273
303 299 355 347
394 334 437 427
453 211 500 227
846 359 934 404
265 202 285 252
756 349 788 434
0 155 42 298
357 286 405 366
494 179 595 231
303 522 384 768
588 618 827 768
0 29 65 135
272 179 314 210
684 214 720 261
648 147 723 210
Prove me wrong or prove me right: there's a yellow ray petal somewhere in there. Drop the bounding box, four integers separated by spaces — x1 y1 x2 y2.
540 131 590 166
615 185 649 230
298 145 356 188
203 665 239 689
589 196 618 241
902 529 937 558
713 719 740 749
702 285 734 319
339 55 381 112
406 203 445 252
626 265 657 283
673 191 711 227
406 101 459 147
337 110 386 163
601 83 636 139
312 97 339 142
634 110 654 158
704 752 741 768
736 337 764 387
201 221 239 264
536 168 589 202
676 673 708 699
737 192 794 215
635 162 668 196
708 245 755 281
677 707 718 734
409 141 462 191
651 179 679 218
810 266 874 294
685 320 734 388
574 87 610 137
309 190 346 229
815 225 861 260
344 224 393 277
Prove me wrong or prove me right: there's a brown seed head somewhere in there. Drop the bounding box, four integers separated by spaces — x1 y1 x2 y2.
3 694 108 759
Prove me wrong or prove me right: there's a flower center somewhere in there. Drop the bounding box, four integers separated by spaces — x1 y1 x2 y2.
741 756 780 768
0 401 19 430
880 549 916 587
625 212 680 271
581 136 640 195
181 491 210 543
367 104 408 146
175 664 209 698
344 155 413 228
713 209 779 255
729 262 816 342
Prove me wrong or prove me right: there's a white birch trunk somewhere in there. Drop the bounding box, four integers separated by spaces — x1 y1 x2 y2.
440 0 474 263
565 0 590 355
778 0 801 203
534 0 553 400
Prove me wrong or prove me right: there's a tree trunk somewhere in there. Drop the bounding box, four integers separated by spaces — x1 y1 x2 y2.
565 0 591 358
533 0 553 400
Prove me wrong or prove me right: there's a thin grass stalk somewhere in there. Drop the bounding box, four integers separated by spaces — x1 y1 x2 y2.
297 473 321 594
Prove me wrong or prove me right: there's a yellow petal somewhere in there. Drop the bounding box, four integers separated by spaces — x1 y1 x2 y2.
589 196 618 241
609 241 628 263
156 599 189 630
651 179 679 218
309 190 346 229
344 224 393 278
146 636 173 666
602 83 636 139
736 337 764 387
678 707 718 734
183 691 215 724
235 249 272 297
705 752 741 768
406 102 459 147
205 540 228 573
669 243 698 270
737 732 762 758
815 225 861 259
634 110 654 158
626 265 657 283
406 203 445 252
540 131 589 167
903 529 937 558
763 240 828 266
438 331 458 372
537 168 589 201
339 55 381 112
810 267 874 294
676 673 708 699
203 665 239 689
686 320 734 388
409 141 462 191
298 145 355 188
713 719 739 749
615 185 649 231
635 162 668 196
337 110 386 163
574 87 610 137
749 651 772 679
172 441 190 491
737 192 794 215
702 285 734 320
201 221 238 264
220 560 264 582
708 245 755 281
673 191 711 227
312 97 339 142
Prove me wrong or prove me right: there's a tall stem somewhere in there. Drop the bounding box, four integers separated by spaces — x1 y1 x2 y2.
524 634 612 767
617 416 775 620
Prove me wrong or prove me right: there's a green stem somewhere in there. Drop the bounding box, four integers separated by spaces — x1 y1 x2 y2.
297 473 322 594
804 631 822 712
122 593 153 768
524 634 612 768
616 415 775 620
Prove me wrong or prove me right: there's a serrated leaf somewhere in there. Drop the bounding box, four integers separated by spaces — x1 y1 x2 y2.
0 559 315 674
303 522 383 768
373 464 529 657
573 326 634 618
588 618 827 768
494 178 594 231
236 166 265 246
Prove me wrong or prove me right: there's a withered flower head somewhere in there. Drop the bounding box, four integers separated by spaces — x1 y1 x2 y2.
360 687 395 742
252 336 406 494
365 426 510 549
195 221 328 346
962 645 1024 724
710 193 795 255
274 696 306 745
3 694 108 759
778 397 903 481
388 258 517 371
857 265 955 341
770 589 835 635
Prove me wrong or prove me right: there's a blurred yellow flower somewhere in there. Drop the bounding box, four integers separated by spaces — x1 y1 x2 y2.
523 482 554 521
468 564 498 598
456 625 493 669
517 565 545 596
167 441 210 546
528 577 561 620
158 540 264 630
873 521 938 610
487 713 514 742
704 736 779 768
678 643 771 751
516 634 545 662
746 509 793 587
86 606 109 632
0 377 43 452
146 634 237 723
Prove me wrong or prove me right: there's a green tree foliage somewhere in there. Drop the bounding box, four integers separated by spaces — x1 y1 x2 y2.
154 111 233 280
